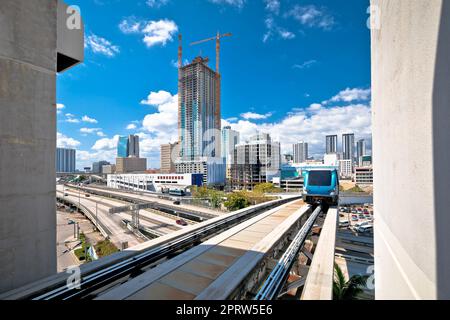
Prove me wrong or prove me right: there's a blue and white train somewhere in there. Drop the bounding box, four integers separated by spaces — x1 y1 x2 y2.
302 168 339 206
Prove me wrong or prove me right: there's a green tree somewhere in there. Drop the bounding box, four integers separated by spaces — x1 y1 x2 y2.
224 192 250 211
333 264 368 300
253 183 282 194
210 190 224 208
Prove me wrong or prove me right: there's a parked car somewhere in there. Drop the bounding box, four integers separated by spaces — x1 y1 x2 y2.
339 220 350 228
173 200 181 205
355 221 370 228
351 215 358 221
176 219 188 226
84 194 90 198
64 193 69 197
357 224 373 234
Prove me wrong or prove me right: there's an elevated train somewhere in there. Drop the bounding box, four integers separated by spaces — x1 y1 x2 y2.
302 167 339 206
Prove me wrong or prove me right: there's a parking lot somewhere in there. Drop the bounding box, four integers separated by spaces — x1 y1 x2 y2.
338 204 374 234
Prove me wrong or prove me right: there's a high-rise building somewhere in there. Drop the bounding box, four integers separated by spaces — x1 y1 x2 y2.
342 133 355 161
117 136 129 158
357 139 367 166
117 135 140 158
179 57 221 160
326 135 338 154
293 141 308 163
56 148 76 173
231 133 281 190
222 126 240 179
160 142 179 174
92 161 110 174
128 134 140 158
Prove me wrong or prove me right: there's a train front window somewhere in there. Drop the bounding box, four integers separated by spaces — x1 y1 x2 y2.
308 171 332 186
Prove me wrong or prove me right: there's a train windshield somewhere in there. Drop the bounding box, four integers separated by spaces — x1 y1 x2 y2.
308 170 332 186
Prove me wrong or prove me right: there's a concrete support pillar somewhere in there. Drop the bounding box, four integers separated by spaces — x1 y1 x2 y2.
0 0 57 293
371 0 450 299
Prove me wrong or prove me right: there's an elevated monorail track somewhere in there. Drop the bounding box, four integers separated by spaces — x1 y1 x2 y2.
2 196 301 300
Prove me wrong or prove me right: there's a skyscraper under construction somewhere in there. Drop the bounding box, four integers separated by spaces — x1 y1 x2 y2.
175 34 226 186
178 56 221 160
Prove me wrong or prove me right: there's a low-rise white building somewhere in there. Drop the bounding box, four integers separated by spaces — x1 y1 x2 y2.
107 173 204 193
339 159 353 178
175 157 226 186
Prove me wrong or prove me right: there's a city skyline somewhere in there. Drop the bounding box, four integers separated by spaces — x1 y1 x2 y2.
56 0 372 169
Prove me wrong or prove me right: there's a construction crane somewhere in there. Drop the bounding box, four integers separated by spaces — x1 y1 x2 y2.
190 32 232 74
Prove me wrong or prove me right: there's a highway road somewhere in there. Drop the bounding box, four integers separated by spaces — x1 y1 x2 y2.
56 211 81 272
76 184 222 217
57 188 142 248
58 186 184 241
59 186 184 233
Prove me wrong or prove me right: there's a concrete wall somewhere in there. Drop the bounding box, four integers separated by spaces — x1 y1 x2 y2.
0 0 57 293
372 0 450 299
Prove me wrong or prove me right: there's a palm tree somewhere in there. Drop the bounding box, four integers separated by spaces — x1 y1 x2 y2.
333 263 368 300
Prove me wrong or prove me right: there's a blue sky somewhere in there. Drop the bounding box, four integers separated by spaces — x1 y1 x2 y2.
56 0 372 169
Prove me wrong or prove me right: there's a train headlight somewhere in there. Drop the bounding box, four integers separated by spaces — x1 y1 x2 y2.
330 192 336 197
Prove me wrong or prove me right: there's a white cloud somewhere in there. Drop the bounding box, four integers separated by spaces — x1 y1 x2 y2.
80 128 100 134
82 115 98 124
126 123 137 130
142 20 178 47
146 0 169 8
80 128 105 137
142 92 178 134
208 0 246 8
66 118 80 123
285 5 335 30
263 16 295 43
293 59 318 70
57 132 81 149
264 0 280 15
138 91 179 167
85 33 120 57
119 18 178 48
92 135 120 151
56 103 65 114
141 90 174 106
118 18 142 34
240 112 273 120
171 58 189 68
308 103 322 111
328 88 371 103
